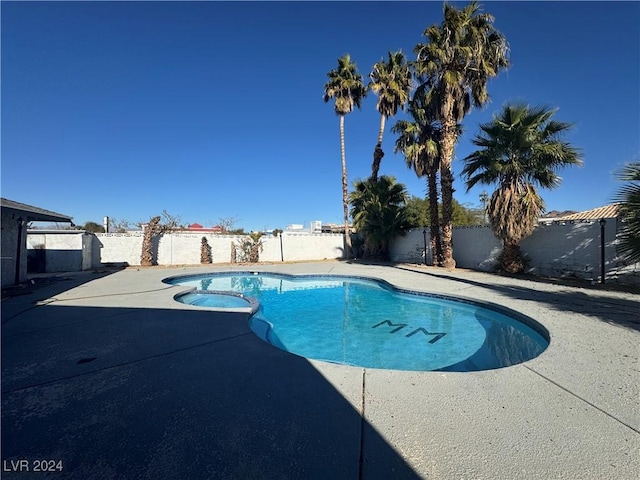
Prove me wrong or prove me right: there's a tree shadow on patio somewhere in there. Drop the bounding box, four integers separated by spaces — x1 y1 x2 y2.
392 265 640 332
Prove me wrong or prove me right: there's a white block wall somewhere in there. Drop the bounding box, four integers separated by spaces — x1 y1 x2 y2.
27 231 93 272
28 232 83 250
156 234 251 264
521 222 602 279
389 230 431 265
27 222 639 285
261 235 283 261
391 221 638 284
447 226 502 272
389 227 502 270
94 233 144 266
278 233 345 262
92 232 345 266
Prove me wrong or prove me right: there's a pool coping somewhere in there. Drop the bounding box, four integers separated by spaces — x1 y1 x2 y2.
173 287 261 315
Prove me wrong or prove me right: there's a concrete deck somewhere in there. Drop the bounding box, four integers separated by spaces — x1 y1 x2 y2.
2 261 638 479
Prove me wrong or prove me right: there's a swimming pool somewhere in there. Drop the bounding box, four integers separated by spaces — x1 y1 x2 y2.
165 272 549 372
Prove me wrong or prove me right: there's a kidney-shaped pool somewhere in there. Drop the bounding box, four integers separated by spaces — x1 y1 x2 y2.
165 272 549 372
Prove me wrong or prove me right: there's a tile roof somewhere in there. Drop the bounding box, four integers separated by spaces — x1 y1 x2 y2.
554 203 620 221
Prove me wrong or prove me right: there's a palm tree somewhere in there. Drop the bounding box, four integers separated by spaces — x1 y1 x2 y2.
324 54 367 258
613 162 640 263
392 93 444 265
479 191 489 224
462 102 583 273
200 236 212 264
369 51 412 182
414 1 510 268
349 175 410 260
140 216 162 266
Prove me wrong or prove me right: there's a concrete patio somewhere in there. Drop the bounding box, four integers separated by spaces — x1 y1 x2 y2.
2 261 638 479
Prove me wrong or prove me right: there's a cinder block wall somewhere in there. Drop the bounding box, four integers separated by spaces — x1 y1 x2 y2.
92 232 345 266
27 232 87 272
25 222 639 285
389 229 434 265
520 222 600 279
447 226 502 272
390 227 502 270
390 221 637 284
93 233 143 266
277 233 344 262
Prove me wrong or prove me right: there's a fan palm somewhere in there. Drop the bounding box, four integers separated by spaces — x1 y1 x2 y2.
369 51 412 182
349 175 410 260
324 54 367 257
392 93 443 265
414 0 510 268
613 162 640 263
462 102 583 273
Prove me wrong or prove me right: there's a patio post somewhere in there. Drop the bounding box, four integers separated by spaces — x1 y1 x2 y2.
423 228 427 265
599 218 606 284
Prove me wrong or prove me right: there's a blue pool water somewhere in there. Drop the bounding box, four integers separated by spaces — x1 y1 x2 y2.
166 272 549 372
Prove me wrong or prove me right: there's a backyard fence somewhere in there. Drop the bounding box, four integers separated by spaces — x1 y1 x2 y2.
390 220 639 285
93 231 344 266
27 220 640 285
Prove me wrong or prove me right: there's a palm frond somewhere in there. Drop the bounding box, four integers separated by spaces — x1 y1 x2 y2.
463 102 581 249
369 50 413 118
349 176 410 259
613 162 640 262
323 54 367 116
413 0 509 122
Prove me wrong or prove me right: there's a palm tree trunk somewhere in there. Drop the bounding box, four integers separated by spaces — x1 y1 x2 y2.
140 216 161 266
340 115 352 258
500 241 525 274
427 172 443 265
370 115 386 182
376 114 385 146
439 119 457 269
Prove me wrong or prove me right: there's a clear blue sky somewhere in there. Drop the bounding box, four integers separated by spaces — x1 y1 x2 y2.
2 1 639 231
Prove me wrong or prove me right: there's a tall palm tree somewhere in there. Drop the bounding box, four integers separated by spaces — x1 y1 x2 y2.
414 1 510 268
392 93 444 265
613 162 640 263
349 175 410 260
462 102 583 273
369 51 412 182
324 54 367 257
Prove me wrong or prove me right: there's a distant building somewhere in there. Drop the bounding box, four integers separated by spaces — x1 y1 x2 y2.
538 203 620 225
187 223 224 234
321 223 354 234
284 221 330 234
285 224 305 232
279 220 355 234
